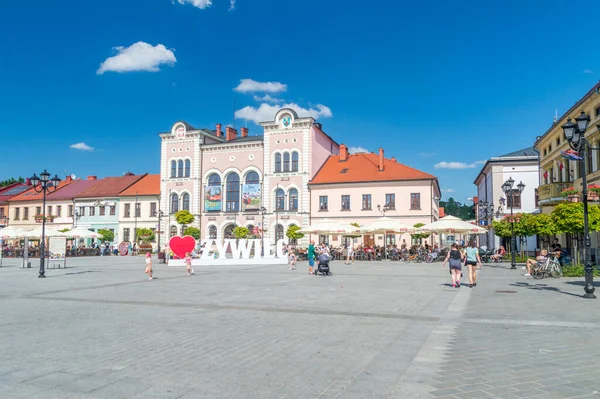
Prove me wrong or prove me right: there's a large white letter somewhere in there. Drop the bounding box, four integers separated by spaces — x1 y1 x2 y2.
262 238 275 258
216 240 231 259
229 239 254 259
201 240 214 259
249 239 261 258
276 239 288 258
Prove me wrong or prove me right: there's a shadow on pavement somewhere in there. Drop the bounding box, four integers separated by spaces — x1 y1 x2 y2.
564 280 600 287
510 281 582 298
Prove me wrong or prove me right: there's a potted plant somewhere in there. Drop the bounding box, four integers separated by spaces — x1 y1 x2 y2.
588 184 600 201
561 187 580 202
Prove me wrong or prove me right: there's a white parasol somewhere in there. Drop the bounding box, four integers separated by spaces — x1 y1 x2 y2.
0 227 26 238
357 217 418 234
419 215 487 234
63 227 104 239
25 227 69 238
298 219 356 235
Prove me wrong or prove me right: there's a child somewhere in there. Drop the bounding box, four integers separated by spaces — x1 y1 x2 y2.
288 249 296 270
145 252 153 280
185 252 194 276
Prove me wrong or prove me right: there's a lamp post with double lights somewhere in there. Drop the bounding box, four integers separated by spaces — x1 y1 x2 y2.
30 170 61 278
501 177 525 270
478 200 494 247
562 110 597 299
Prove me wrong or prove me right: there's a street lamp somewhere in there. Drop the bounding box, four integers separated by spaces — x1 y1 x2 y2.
157 209 165 254
501 177 525 270
478 201 494 247
30 170 61 278
73 211 81 228
259 207 267 240
377 204 391 258
562 110 596 299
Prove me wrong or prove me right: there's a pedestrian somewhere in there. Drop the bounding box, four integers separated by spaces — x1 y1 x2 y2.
100 242 105 256
288 248 297 270
465 241 482 287
185 252 194 275
145 252 153 280
307 240 316 275
442 243 463 288
345 244 354 265
128 242 133 256
132 242 137 256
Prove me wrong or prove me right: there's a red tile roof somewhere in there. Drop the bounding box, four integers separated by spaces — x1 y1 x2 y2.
120 174 160 196
8 180 74 202
0 183 31 204
47 179 101 201
74 174 146 198
310 153 436 185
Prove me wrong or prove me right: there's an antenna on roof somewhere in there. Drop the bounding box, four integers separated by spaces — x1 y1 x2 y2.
553 109 558 123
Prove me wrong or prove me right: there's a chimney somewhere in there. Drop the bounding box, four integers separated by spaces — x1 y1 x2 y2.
87 176 97 180
391 156 397 163
226 126 237 141
241 127 248 138
216 124 222 137
25 178 31 186
378 148 384 172
339 144 348 162
65 175 72 182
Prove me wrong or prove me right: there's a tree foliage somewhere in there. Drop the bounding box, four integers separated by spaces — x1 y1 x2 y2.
411 223 431 241
439 197 475 221
345 222 362 238
492 219 512 238
136 228 155 243
183 227 201 239
175 210 195 226
529 213 556 237
551 202 600 233
286 225 304 240
233 226 249 239
97 229 115 243
0 177 24 188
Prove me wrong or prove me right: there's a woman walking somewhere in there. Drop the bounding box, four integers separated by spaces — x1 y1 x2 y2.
442 243 463 288
145 252 153 280
288 248 297 270
185 252 194 276
307 240 316 274
465 241 482 287
345 244 354 265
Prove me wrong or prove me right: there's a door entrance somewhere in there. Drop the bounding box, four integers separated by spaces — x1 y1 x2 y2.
363 234 374 247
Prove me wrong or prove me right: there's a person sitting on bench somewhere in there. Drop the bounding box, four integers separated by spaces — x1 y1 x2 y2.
525 249 548 277
490 246 506 262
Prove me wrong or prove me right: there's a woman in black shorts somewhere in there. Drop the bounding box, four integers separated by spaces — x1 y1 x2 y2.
442 243 464 288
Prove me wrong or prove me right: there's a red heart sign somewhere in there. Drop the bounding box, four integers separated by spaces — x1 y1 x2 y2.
169 235 196 259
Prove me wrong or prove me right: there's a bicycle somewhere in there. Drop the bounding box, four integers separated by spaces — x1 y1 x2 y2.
532 256 563 279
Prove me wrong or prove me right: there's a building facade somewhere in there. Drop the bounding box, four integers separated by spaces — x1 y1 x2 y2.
0 182 30 227
118 174 160 248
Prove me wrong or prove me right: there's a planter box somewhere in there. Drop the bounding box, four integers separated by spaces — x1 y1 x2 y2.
567 195 580 203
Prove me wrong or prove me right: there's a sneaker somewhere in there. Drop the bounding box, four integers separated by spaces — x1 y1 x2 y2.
524 273 531 277
469 284 473 288
149 277 153 280
522 267 526 270
452 284 456 288
456 282 461 288
473 282 477 287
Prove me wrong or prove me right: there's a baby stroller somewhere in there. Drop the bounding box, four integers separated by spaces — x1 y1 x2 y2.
315 253 333 276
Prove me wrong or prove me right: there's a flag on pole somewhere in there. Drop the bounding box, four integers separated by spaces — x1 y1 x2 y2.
559 162 564 170
561 149 582 161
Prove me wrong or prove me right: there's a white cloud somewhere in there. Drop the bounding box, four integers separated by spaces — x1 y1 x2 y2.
235 103 332 124
348 146 369 154
176 0 212 9
418 152 435 157
441 188 455 193
70 142 94 151
253 94 282 103
234 79 287 93
434 161 482 169
229 0 236 10
583 69 594 74
97 42 176 74
474 160 486 165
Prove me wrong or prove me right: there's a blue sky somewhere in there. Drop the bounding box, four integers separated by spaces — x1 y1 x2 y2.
1 0 600 201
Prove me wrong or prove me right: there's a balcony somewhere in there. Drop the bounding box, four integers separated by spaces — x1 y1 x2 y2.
537 182 570 205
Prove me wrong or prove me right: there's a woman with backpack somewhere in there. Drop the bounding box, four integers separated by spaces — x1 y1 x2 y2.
442 243 464 288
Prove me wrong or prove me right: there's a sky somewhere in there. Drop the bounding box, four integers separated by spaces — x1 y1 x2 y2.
1 0 600 201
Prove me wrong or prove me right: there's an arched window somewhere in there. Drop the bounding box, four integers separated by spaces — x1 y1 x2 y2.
226 173 240 212
209 225 217 239
224 224 235 239
185 160 191 178
288 224 298 245
275 188 285 210
289 188 298 211
170 225 177 238
171 193 179 213
292 152 299 172
274 153 282 173
245 171 260 185
182 193 190 211
177 160 184 178
283 153 290 172
208 173 221 186
170 160 176 178
275 224 284 241
247 224 254 234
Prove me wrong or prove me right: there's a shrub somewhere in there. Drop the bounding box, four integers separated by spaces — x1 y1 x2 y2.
562 264 600 277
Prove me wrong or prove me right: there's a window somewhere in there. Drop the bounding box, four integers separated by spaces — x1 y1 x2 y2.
535 188 539 208
319 235 328 245
276 188 285 210
319 196 328 211
275 153 282 173
99 206 105 216
23 207 28 220
124 203 131 218
291 152 299 172
596 105 600 117
226 173 240 212
362 194 372 210
588 146 593 172
56 206 61 217
507 190 522 208
185 160 191 178
0 208 4 218
170 225 177 238
209 225 217 239
386 193 396 209
47 206 52 216
182 193 190 211
245 171 260 185
177 160 184 178
68 205 73 217
135 203 141 217
386 234 396 247
341 195 351 211
289 189 298 210
208 173 221 186
171 160 176 178
171 193 179 213
150 202 157 217
110 206 115 216
275 224 284 241
79 207 85 216
410 193 421 210
224 224 235 239
36 207 42 216
556 137 561 146
89 206 95 216
123 228 130 242
283 153 290 172
14 207 20 220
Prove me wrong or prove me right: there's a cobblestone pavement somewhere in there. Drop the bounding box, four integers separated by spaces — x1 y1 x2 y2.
0 257 599 398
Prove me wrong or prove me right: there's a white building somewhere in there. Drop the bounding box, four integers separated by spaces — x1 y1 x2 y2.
474 147 540 252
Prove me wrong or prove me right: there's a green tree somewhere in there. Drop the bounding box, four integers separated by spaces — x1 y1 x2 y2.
346 222 362 238
233 226 249 239
286 225 305 242
492 218 512 238
175 210 195 226
529 213 556 250
136 228 155 243
411 223 431 243
439 197 475 220
183 227 201 239
58 228 70 233
97 229 115 243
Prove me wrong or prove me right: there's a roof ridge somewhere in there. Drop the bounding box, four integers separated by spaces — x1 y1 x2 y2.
359 153 379 169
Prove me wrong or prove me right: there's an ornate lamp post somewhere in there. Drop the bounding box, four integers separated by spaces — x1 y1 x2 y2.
157 209 165 254
30 170 61 278
502 177 525 270
73 211 81 228
562 110 596 299
259 207 267 240
377 204 391 258
478 201 495 247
